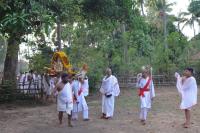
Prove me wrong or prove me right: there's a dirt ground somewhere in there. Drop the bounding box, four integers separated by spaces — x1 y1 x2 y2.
0 86 200 133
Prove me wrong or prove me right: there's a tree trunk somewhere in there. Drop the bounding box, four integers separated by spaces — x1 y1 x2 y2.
163 11 168 49
3 35 19 89
178 22 181 33
140 0 145 16
192 22 196 37
56 17 61 50
121 23 128 73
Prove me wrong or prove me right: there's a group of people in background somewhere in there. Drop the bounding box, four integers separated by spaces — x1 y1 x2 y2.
17 66 198 129
18 70 42 94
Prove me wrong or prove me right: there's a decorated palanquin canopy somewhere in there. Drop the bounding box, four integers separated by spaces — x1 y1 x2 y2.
44 51 73 76
51 51 72 72
45 51 88 77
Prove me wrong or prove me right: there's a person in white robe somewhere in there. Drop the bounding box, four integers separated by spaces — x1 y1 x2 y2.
175 68 198 128
26 70 36 94
48 77 55 95
19 73 26 91
82 76 89 97
100 68 120 119
72 75 89 121
33 73 41 95
42 74 50 96
55 73 73 127
24 72 29 92
19 73 25 83
35 73 42 89
136 67 155 125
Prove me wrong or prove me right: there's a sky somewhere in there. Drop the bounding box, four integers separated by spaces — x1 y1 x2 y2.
169 0 189 16
169 0 199 39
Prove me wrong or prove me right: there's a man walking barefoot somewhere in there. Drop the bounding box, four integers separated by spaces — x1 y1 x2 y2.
55 73 73 127
175 68 198 128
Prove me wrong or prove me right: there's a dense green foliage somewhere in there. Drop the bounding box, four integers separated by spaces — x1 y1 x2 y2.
1 0 200 90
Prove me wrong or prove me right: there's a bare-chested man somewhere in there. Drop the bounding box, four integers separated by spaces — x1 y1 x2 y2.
54 73 73 127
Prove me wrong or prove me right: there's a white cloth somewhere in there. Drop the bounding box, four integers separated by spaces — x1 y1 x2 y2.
19 74 26 90
72 80 89 119
42 75 49 93
23 73 29 93
19 74 26 83
100 75 120 117
136 77 155 109
37 75 42 89
175 73 198 109
47 78 55 95
82 79 89 97
72 109 89 119
102 95 115 117
140 108 148 120
57 83 73 114
100 75 120 96
27 73 36 94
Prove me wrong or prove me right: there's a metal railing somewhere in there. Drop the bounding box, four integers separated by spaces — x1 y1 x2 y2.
117 75 176 88
0 79 44 102
16 79 44 99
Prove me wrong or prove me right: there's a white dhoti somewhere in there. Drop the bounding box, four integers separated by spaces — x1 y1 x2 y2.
66 103 73 115
19 74 25 91
139 92 151 120
102 95 115 117
47 78 55 96
57 83 73 115
42 76 49 94
175 73 198 110
23 81 29 94
140 91 152 109
82 79 89 97
72 94 89 119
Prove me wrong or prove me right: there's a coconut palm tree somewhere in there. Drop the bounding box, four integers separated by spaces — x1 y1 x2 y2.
178 12 200 37
188 0 200 34
146 0 175 49
188 0 200 18
138 0 145 16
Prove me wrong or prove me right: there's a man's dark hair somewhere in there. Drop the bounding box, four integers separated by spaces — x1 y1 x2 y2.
185 67 194 74
29 70 33 73
61 73 68 79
